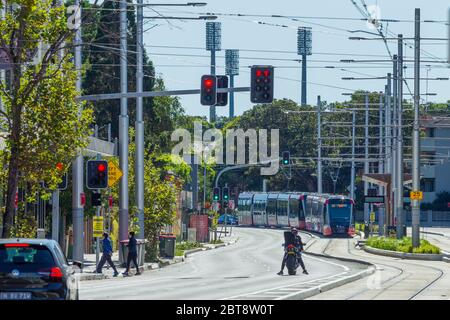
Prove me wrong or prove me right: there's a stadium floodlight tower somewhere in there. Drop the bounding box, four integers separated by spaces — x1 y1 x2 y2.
206 21 221 122
297 27 312 106
225 49 239 119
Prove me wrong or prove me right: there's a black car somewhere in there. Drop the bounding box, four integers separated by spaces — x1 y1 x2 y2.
0 239 80 300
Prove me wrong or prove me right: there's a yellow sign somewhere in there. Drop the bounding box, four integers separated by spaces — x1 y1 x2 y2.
108 161 123 187
410 191 423 201
370 212 375 223
93 216 104 237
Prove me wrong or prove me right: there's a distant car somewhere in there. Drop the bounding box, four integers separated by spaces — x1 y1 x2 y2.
218 214 238 225
0 239 80 300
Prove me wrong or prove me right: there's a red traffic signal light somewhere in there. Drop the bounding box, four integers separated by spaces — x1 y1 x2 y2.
201 75 217 106
86 160 108 189
56 162 64 171
251 65 274 104
97 163 106 172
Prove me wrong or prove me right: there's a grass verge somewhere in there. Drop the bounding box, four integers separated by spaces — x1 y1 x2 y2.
366 236 441 254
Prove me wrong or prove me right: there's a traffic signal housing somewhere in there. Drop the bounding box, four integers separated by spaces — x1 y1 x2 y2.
86 160 108 189
216 75 229 106
282 151 290 165
251 65 274 104
201 75 217 106
222 187 229 201
213 187 221 201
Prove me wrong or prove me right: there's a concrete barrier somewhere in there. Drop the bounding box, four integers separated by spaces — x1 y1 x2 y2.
364 245 443 261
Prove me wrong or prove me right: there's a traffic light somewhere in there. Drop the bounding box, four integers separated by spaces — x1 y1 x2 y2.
42 162 68 190
282 151 290 165
58 173 68 190
222 187 229 201
250 65 274 104
201 75 217 106
213 187 221 201
86 160 108 189
216 75 229 106
91 192 101 207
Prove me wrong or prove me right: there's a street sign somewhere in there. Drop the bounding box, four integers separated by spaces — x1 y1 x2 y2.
93 216 104 238
410 191 423 200
370 212 375 223
108 161 123 187
364 196 384 204
213 202 220 211
228 200 235 210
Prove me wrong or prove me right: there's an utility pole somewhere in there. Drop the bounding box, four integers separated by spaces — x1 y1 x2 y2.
317 95 322 193
385 74 392 174
135 0 145 240
364 92 369 224
350 109 356 201
391 55 398 228
119 0 129 242
378 93 385 236
72 0 84 262
396 34 405 239
412 8 421 247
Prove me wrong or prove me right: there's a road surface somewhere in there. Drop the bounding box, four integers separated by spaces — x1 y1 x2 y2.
80 227 366 300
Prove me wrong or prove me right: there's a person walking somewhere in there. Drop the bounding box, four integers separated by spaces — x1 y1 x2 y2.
96 233 119 277
122 231 141 276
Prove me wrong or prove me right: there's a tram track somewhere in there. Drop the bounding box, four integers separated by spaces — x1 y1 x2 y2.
342 238 445 300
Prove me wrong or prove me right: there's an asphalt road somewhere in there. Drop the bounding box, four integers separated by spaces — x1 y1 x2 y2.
79 227 363 300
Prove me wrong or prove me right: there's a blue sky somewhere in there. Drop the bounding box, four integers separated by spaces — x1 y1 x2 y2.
141 0 449 118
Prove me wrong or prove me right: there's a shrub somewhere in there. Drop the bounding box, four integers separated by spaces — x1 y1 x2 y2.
366 237 441 254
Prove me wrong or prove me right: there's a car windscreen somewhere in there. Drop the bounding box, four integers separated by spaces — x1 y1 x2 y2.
328 200 352 222
0 245 56 273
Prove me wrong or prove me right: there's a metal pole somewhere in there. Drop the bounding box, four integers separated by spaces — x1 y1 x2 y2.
317 95 322 193
396 34 404 239
72 0 84 262
378 93 385 236
391 55 398 227
52 190 60 243
209 34 216 122
203 164 206 214
301 54 307 106
350 110 356 200
412 9 421 247
364 93 369 224
229 75 235 118
385 74 392 174
135 0 145 240
119 0 129 242
96 200 100 268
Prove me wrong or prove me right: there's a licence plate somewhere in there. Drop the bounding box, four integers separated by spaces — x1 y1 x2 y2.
0 292 32 300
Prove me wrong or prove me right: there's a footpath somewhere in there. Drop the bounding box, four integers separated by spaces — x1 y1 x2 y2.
77 232 239 281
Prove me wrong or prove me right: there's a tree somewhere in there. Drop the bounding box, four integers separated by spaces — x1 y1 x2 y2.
0 1 94 237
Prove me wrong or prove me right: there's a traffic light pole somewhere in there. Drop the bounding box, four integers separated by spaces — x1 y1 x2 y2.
209 36 216 122
72 0 85 263
119 0 129 243
52 190 60 243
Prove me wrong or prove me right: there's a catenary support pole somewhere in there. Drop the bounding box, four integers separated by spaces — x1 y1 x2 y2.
72 0 85 262
391 55 398 227
317 95 322 193
350 110 356 201
412 9 421 247
364 93 369 223
378 93 385 236
119 0 129 242
135 0 145 240
396 34 405 239
209 33 216 122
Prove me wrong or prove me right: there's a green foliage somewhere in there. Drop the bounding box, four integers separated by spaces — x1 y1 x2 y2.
10 211 37 239
366 237 441 254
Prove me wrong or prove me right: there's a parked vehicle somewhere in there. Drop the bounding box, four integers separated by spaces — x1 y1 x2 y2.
218 214 239 225
0 239 80 300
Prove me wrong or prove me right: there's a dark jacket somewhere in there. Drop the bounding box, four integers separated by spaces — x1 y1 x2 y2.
128 236 137 254
102 237 113 255
284 235 304 251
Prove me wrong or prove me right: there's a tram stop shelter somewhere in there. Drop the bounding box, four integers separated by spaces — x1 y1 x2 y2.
361 173 412 227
